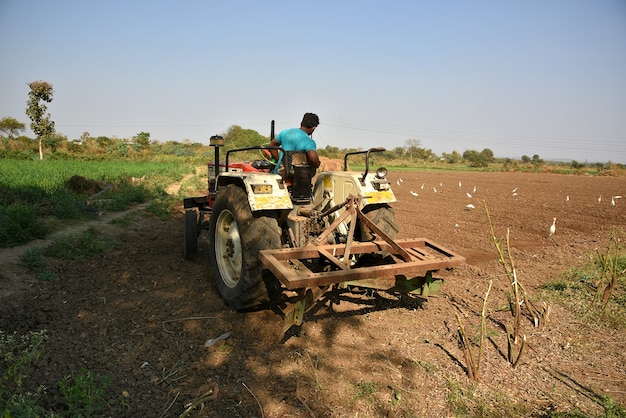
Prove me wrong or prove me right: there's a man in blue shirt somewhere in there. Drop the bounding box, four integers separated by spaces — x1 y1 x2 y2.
268 113 321 173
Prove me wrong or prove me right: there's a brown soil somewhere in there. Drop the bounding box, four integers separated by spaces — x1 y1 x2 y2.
1 171 625 417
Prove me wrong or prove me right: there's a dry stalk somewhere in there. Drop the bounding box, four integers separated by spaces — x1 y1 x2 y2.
161 316 217 334
179 383 219 418
455 281 491 381
159 391 180 418
456 313 475 380
587 228 624 315
484 203 545 368
242 382 264 418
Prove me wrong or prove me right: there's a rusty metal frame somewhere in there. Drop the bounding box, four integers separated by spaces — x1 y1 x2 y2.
259 196 466 332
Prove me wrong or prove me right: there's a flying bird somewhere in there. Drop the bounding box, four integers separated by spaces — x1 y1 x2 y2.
548 217 556 237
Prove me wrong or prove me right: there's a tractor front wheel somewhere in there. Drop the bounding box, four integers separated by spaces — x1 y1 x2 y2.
208 184 281 310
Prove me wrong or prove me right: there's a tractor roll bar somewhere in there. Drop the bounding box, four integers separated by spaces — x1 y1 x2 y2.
224 145 284 172
343 147 386 180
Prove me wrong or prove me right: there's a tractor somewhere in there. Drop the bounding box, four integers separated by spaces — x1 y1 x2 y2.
183 123 465 332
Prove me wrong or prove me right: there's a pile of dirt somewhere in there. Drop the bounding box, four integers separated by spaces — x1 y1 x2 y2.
65 175 109 197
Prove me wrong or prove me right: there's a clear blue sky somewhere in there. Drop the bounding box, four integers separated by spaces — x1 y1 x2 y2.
1 0 625 163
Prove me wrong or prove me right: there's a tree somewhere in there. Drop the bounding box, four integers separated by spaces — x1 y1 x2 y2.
0 117 26 139
404 138 421 159
463 148 495 167
223 125 268 149
133 131 151 151
26 81 55 160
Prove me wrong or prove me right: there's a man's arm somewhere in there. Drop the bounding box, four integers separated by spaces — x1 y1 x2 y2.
268 138 280 161
307 150 321 168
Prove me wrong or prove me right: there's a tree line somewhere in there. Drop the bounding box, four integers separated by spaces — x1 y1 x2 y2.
0 81 618 170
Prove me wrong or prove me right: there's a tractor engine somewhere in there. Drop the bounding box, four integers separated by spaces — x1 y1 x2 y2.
286 209 329 247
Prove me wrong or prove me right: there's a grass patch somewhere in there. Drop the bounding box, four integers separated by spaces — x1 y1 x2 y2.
540 231 626 329
0 159 194 248
144 195 178 220
446 380 528 417
353 381 378 403
43 228 117 261
0 203 48 247
0 330 110 417
57 368 110 417
20 247 47 269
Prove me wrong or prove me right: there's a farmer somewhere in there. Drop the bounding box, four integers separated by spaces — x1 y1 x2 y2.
267 112 321 173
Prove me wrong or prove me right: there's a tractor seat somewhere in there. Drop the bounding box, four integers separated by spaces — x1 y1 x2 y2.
281 151 315 204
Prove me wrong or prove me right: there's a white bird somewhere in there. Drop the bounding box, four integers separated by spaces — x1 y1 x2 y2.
396 179 401 186
410 191 419 197
420 183 425 190
458 181 462 187
548 217 556 237
473 185 476 193
598 196 602 203
433 187 437 193
466 192 472 198
512 192 518 197
566 196 570 202
614 195 623 199
440 182 443 187
455 223 460 228
611 197 616 206
465 203 475 210
512 187 518 193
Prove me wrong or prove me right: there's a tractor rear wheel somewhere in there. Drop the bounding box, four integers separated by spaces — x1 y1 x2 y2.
208 184 281 310
360 204 399 241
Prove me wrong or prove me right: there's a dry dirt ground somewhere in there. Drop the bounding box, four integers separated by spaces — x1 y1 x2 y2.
1 170 626 417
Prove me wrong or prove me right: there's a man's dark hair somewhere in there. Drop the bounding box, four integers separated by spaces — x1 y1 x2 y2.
301 113 319 129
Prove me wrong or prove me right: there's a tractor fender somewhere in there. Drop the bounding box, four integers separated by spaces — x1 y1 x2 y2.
313 171 397 208
216 172 293 212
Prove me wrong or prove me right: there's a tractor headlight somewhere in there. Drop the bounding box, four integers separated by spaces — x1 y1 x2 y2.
251 184 272 194
371 167 390 191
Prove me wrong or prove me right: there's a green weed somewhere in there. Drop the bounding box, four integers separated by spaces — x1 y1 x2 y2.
0 330 47 416
354 381 378 403
43 227 117 261
541 231 626 329
57 368 110 417
20 247 46 269
0 203 48 247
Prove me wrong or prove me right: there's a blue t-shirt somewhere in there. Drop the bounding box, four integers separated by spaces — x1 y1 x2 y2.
273 128 317 172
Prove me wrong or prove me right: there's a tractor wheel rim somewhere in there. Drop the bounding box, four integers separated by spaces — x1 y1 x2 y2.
215 209 242 288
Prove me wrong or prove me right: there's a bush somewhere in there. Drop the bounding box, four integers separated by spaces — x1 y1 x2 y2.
0 203 47 247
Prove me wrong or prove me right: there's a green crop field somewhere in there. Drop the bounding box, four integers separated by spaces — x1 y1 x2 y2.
0 159 195 247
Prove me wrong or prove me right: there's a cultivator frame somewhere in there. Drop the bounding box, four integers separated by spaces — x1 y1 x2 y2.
259 196 466 332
